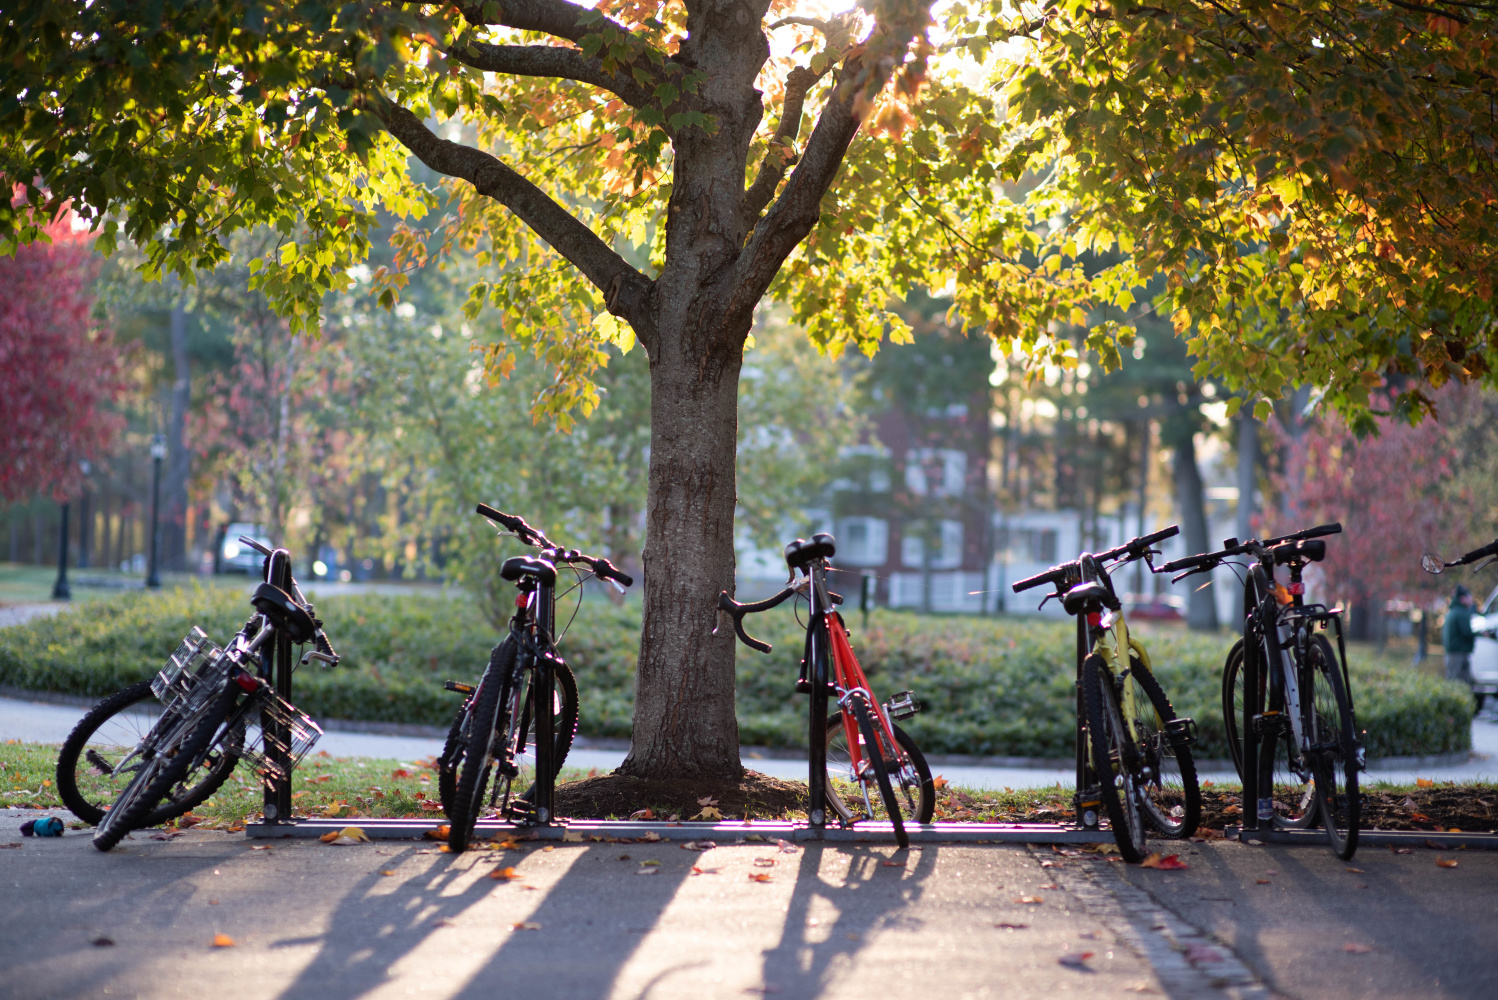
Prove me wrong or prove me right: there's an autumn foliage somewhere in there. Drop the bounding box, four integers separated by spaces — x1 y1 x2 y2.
0 208 125 502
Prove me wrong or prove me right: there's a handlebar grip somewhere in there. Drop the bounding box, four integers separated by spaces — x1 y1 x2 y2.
1460 539 1498 564
1159 552 1214 574
1299 522 1342 540
1137 525 1180 548
717 591 772 654
315 631 338 662
1012 569 1058 593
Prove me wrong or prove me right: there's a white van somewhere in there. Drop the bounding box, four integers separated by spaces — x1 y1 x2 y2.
1466 585 1498 713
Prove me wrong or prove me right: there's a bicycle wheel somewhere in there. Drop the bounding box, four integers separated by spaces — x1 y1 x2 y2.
92 682 241 852
1081 654 1147 863
1127 661 1201 839
846 693 908 849
59 681 240 827
509 660 579 809
1307 636 1360 859
1226 638 1318 828
825 713 934 827
437 699 469 819
447 644 515 853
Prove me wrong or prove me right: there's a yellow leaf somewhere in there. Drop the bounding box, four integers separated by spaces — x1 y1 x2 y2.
512 921 542 931
424 826 450 841
1014 896 1043 904
749 873 773 883
319 831 339 843
692 806 723 821
1416 778 1435 788
1437 856 1459 868
211 934 236 948
562 830 584 843
491 867 522 881
337 826 370 843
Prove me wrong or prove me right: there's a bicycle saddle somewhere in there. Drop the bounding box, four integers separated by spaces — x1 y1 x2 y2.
784 533 836 570
501 555 557 587
1060 580 1112 616
250 582 317 643
1271 539 1326 565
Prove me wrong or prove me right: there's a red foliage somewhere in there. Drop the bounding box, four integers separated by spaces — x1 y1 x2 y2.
0 209 126 502
1265 392 1461 604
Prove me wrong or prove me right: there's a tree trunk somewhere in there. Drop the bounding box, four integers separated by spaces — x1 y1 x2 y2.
163 297 192 570
1171 431 1218 631
617 330 746 780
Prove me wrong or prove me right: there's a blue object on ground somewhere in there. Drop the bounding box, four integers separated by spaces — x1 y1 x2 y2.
19 817 64 837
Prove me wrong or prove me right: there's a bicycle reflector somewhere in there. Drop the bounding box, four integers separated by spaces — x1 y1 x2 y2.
232 668 261 693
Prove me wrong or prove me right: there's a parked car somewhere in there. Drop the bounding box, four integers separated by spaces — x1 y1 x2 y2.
217 522 273 574
1466 584 1498 712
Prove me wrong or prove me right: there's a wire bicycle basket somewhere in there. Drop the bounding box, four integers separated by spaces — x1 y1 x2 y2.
237 690 323 781
152 627 226 708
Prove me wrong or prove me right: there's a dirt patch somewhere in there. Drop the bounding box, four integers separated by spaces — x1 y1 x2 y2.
1197 787 1498 833
555 770 808 821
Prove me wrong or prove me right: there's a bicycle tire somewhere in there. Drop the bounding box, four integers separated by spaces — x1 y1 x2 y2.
825 714 934 826
847 693 908 849
92 682 240 852
1127 661 1201 839
447 642 515 853
437 698 469 819
1307 636 1360 859
1225 638 1318 828
512 660 579 808
1081 653 1147 863
59 681 240 827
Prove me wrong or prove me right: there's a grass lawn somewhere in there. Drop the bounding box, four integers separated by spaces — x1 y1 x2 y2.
5 740 1495 834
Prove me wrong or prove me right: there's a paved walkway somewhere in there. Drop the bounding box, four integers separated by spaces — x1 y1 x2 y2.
2 809 1493 1000
4 692 1496 789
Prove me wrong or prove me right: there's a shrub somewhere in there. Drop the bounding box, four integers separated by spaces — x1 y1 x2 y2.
0 586 1470 759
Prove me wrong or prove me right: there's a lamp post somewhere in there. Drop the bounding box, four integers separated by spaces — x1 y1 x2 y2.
77 459 91 570
147 434 166 589
51 501 71 601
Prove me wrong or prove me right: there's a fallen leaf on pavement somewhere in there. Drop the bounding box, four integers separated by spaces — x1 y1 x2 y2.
319 831 339 843
1344 943 1373 953
1183 944 1224 963
1346 867 1365 874
490 867 522 881
630 808 655 821
681 841 717 851
1038 883 1059 889
424 826 450 841
995 922 1030 930
91 937 114 947
640 859 661 866
1437 856 1459 868
1015 896 1043 904
749 873 773 883
208 899 219 905
562 831 584 842
1390 847 1413 854
775 839 798 854
1139 854 1188 870
636 868 659 876
379 870 396 876
1256 879 1272 884
1058 952 1094 969
880 860 905 868
211 934 236 948
1040 859 1060 868
511 922 541 931
641 831 661 842
693 806 724 821
691 866 721 875
754 858 777 867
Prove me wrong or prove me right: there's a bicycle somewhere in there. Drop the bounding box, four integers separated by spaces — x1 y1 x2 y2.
1011 526 1201 862
716 533 934 849
1161 522 1362 859
442 504 633 853
85 536 336 851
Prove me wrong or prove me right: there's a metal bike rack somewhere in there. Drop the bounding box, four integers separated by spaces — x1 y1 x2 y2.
1072 613 1102 830
261 548 296 828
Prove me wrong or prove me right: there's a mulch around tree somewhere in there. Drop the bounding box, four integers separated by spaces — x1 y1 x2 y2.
555 770 809 821
1199 786 1498 834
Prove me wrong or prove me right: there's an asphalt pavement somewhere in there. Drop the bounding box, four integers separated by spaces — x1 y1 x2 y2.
2 807 1494 1000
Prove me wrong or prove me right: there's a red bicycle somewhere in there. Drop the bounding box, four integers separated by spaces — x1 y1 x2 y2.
718 533 934 847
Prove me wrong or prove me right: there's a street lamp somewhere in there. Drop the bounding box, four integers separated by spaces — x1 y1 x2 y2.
147 434 166 589
51 500 71 601
77 460 91 570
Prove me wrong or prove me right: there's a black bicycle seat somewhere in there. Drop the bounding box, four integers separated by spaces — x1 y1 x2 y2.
250 582 317 644
501 555 557 587
1060 580 1111 616
1272 539 1326 565
785 533 836 570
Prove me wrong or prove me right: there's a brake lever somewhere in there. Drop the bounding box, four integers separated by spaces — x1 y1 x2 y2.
1037 592 1057 610
300 650 339 668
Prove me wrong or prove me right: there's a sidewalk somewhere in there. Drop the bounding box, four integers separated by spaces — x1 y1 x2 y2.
4 691 1495 790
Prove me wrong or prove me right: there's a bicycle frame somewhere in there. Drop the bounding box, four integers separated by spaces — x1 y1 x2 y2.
823 605 917 810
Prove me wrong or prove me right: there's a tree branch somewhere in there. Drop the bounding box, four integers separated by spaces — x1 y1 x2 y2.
453 0 632 44
448 42 653 106
374 97 653 326
740 65 828 229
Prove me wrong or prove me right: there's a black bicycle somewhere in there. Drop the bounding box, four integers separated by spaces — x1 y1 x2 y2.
81 537 335 850
717 533 933 849
441 505 632 853
1162 523 1362 859
1012 526 1201 862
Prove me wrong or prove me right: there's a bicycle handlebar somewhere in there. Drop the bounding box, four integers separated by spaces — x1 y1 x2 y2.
1158 522 1342 580
476 504 633 588
716 586 844 653
1260 522 1342 547
1012 525 1180 594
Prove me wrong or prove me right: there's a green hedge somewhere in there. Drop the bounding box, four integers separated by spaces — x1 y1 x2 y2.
0 585 1472 760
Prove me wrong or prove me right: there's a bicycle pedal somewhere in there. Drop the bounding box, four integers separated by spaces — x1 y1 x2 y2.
443 680 475 695
884 690 921 721
1164 716 1198 748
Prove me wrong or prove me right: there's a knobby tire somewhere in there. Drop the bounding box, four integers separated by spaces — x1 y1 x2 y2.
1082 654 1147 863
1128 662 1201 839
447 641 515 853
825 713 934 827
848 694 908 849
1308 636 1360 859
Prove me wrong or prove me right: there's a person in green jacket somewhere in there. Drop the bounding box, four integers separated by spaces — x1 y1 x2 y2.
1443 584 1476 693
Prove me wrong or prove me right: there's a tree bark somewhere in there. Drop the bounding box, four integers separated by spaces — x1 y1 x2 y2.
1171 430 1218 631
618 321 746 780
163 296 191 570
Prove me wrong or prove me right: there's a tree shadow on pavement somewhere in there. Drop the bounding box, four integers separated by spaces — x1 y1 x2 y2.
756 844 936 999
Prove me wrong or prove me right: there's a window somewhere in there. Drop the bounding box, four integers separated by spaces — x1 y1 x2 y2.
904 448 967 497
900 520 963 569
835 517 888 567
